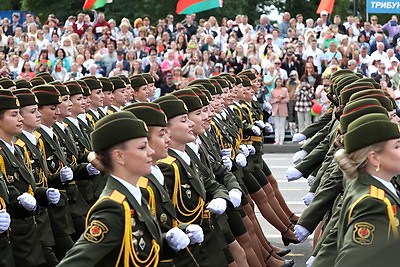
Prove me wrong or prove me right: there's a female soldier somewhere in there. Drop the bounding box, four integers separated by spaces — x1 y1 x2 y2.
107 77 128 114
130 74 150 103
334 113 400 266
59 112 188 266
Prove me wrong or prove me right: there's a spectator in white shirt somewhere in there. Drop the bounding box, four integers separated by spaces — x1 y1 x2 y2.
303 39 324 74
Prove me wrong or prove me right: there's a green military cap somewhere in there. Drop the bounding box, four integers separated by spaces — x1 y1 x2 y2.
64 81 84 96
49 81 70 96
109 77 126 90
30 76 46 86
172 89 203 112
340 98 388 134
158 99 188 120
124 102 167 127
118 75 130 86
36 72 55 83
98 77 114 92
209 79 223 94
15 79 32 89
76 80 91 96
91 111 148 152
218 73 236 84
339 81 375 105
344 113 400 154
81 75 98 81
239 69 257 80
382 91 397 109
231 74 243 85
330 69 354 80
210 77 229 89
335 74 359 96
190 84 206 91
32 84 62 106
0 89 20 109
129 74 148 89
188 79 217 95
239 75 252 87
13 89 38 107
141 73 155 84
329 73 356 95
191 87 210 106
201 89 212 101
82 78 102 91
349 89 393 111
153 94 179 103
0 77 16 89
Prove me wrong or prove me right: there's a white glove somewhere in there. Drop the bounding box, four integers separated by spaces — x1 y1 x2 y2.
221 148 232 158
46 188 60 204
235 153 247 167
221 156 233 171
166 227 190 252
294 224 311 243
186 224 204 244
0 210 11 233
292 150 308 164
246 145 256 155
264 122 274 133
255 120 266 129
17 192 37 211
60 166 73 183
306 256 315 267
263 101 272 113
229 188 242 208
206 198 227 214
251 126 261 136
307 175 315 187
286 167 303 181
303 192 315 206
292 133 306 143
86 163 101 176
239 144 249 157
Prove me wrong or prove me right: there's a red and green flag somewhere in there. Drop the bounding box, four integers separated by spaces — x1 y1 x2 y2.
176 0 223 15
83 0 112 10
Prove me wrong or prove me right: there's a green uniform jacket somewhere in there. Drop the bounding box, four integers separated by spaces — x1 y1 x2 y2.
58 175 163 267
0 170 15 267
301 107 333 138
335 173 400 266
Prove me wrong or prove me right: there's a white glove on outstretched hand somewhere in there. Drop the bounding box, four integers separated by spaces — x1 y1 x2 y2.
221 156 232 171
166 227 190 252
60 166 73 183
186 224 204 244
264 123 274 133
46 188 60 204
0 210 11 233
263 101 272 113
206 198 227 214
251 126 261 136
293 150 308 164
292 133 306 143
294 224 311 243
239 144 249 157
229 188 242 208
221 148 232 158
306 256 315 267
303 192 315 206
235 153 247 167
86 163 100 176
246 145 256 155
255 120 266 129
286 167 303 181
17 193 37 211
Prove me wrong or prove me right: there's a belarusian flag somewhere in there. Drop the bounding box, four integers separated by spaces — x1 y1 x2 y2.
83 0 112 10
176 0 223 15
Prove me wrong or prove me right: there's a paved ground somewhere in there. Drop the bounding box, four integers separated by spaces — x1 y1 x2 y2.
255 153 313 266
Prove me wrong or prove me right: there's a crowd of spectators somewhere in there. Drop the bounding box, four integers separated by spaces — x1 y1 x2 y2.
1 10 400 135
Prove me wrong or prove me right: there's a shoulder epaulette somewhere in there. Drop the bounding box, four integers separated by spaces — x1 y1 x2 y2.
158 155 177 165
369 185 385 200
34 131 42 139
14 138 26 148
63 122 69 127
109 190 126 204
86 113 93 120
137 177 149 188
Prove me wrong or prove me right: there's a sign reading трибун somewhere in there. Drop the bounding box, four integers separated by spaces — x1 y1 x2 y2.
367 0 400 13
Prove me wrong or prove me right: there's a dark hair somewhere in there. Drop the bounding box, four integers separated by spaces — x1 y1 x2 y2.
21 60 32 72
96 142 127 171
55 48 66 59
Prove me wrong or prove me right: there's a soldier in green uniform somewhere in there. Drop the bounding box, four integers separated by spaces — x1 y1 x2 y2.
130 74 149 103
59 112 187 266
107 77 128 114
0 168 13 267
82 78 105 127
97 77 114 118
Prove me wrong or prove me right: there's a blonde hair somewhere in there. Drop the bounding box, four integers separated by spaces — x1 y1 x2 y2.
334 141 386 179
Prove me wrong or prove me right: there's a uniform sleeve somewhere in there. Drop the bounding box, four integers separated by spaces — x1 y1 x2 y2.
211 161 241 192
57 199 125 266
335 197 392 267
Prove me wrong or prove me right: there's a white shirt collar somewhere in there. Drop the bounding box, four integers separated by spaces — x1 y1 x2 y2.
0 139 15 154
372 175 398 197
78 114 88 125
99 107 108 113
55 121 66 131
170 148 191 166
110 105 122 112
22 130 37 146
40 125 54 139
89 109 100 119
221 110 227 119
151 165 164 185
66 117 81 129
111 174 142 205
186 142 200 160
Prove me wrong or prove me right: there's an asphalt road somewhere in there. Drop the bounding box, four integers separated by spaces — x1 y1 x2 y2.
255 153 313 267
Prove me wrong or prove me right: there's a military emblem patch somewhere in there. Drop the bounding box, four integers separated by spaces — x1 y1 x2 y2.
353 222 375 245
84 220 109 243
160 213 168 224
